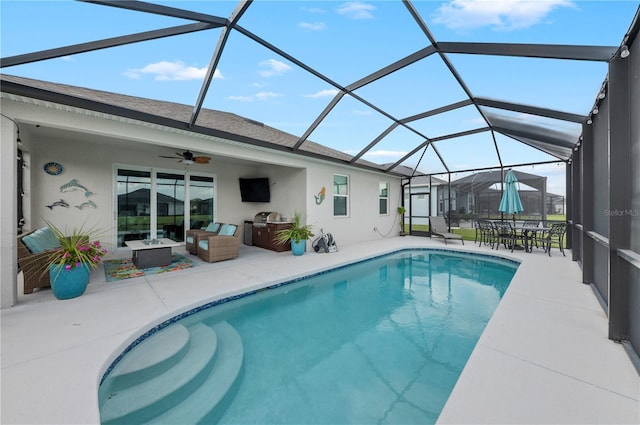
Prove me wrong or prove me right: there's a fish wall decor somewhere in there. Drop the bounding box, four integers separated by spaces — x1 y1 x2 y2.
46 199 69 209
75 200 97 210
60 179 94 197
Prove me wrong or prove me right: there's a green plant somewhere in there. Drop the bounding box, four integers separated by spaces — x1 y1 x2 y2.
273 212 314 245
397 206 406 233
45 220 108 271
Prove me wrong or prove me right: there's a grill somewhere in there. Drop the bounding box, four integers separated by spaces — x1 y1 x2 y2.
253 211 279 228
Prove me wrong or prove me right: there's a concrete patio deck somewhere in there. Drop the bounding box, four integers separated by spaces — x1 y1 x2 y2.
2 236 638 424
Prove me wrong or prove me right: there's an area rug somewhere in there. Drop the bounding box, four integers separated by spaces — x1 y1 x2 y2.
103 254 196 282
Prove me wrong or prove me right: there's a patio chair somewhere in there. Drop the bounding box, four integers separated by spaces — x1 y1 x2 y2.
429 216 464 245
196 223 240 263
185 222 222 254
17 227 60 294
477 219 495 248
543 223 567 256
493 221 518 252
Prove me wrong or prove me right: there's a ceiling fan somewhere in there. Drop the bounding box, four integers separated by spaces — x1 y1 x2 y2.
159 150 211 165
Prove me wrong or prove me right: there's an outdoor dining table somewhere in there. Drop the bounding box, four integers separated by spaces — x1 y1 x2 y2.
485 220 551 253
511 225 551 253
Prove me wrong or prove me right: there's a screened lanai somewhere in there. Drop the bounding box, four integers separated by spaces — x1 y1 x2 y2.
1 0 639 374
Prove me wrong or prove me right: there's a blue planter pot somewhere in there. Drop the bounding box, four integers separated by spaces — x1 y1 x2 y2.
49 264 90 300
291 240 306 256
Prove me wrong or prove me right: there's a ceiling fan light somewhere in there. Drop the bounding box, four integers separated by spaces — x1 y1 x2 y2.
183 159 194 165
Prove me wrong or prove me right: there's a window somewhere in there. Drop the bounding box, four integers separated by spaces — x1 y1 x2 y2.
116 167 214 246
333 174 349 216
379 181 389 215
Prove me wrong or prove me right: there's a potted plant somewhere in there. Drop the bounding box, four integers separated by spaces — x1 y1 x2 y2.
397 206 407 236
45 220 108 299
273 212 314 256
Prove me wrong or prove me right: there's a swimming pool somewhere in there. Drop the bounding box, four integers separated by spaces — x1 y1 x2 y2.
99 249 518 424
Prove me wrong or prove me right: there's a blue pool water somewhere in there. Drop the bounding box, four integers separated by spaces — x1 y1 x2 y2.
99 249 518 424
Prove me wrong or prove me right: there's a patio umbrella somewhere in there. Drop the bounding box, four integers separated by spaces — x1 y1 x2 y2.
498 169 524 223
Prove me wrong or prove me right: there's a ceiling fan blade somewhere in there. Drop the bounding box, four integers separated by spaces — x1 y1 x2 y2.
159 155 178 159
193 156 211 164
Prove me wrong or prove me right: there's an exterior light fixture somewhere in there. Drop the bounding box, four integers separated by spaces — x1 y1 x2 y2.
621 45 630 58
598 91 606 100
587 117 593 125
592 106 599 115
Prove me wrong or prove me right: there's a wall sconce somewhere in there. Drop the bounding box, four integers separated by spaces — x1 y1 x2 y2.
620 44 630 58
592 106 599 115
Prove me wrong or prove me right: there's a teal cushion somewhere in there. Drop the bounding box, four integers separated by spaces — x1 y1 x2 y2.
205 222 221 232
22 227 60 253
186 236 194 244
218 224 237 236
198 240 208 250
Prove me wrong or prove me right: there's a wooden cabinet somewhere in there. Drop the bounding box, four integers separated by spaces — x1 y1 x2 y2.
252 223 292 252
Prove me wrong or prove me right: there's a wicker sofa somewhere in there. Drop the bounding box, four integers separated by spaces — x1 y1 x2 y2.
196 223 240 263
17 228 60 294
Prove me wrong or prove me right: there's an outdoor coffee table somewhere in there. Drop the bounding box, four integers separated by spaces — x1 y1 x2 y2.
125 238 181 269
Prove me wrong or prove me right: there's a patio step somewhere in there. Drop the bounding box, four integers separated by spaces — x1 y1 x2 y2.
100 322 219 425
100 321 244 425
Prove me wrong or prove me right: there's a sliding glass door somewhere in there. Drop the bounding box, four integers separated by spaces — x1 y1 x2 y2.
116 167 214 246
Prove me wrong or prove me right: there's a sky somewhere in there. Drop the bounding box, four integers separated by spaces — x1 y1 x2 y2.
2 0 639 198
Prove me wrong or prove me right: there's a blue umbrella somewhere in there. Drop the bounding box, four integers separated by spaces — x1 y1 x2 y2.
499 169 524 220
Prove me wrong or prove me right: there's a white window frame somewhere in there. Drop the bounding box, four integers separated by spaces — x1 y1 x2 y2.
379 181 389 215
333 173 350 217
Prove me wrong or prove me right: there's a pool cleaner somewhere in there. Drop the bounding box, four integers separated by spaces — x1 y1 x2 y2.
312 229 338 253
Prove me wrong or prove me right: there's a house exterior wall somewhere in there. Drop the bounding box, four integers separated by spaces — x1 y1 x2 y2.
1 96 401 305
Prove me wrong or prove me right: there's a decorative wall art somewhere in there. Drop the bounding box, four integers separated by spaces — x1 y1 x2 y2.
60 179 94 197
75 200 97 210
314 186 326 205
46 199 69 209
44 162 64 176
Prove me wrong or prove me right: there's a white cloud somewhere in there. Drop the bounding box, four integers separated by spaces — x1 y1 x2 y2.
363 150 407 159
432 0 576 31
299 21 327 31
60 56 75 62
228 95 253 102
123 61 221 81
337 2 376 19
303 89 339 98
256 91 282 100
258 59 292 77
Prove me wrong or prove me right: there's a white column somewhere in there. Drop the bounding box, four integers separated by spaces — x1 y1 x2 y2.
0 115 18 308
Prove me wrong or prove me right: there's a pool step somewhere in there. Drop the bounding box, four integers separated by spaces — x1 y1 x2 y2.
100 321 243 425
105 324 191 392
149 321 244 424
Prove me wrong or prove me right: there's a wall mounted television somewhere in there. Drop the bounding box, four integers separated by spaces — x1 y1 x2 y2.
239 178 270 202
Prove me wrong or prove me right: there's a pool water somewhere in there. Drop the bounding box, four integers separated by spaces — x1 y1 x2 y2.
99 249 518 424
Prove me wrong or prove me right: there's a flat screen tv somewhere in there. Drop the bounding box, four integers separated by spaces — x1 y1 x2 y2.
239 178 270 202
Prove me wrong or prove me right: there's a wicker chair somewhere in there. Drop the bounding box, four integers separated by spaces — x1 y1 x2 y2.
196 224 240 263
17 229 56 294
185 222 222 254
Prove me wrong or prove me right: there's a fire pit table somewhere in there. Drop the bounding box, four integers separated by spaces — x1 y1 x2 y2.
125 238 182 269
